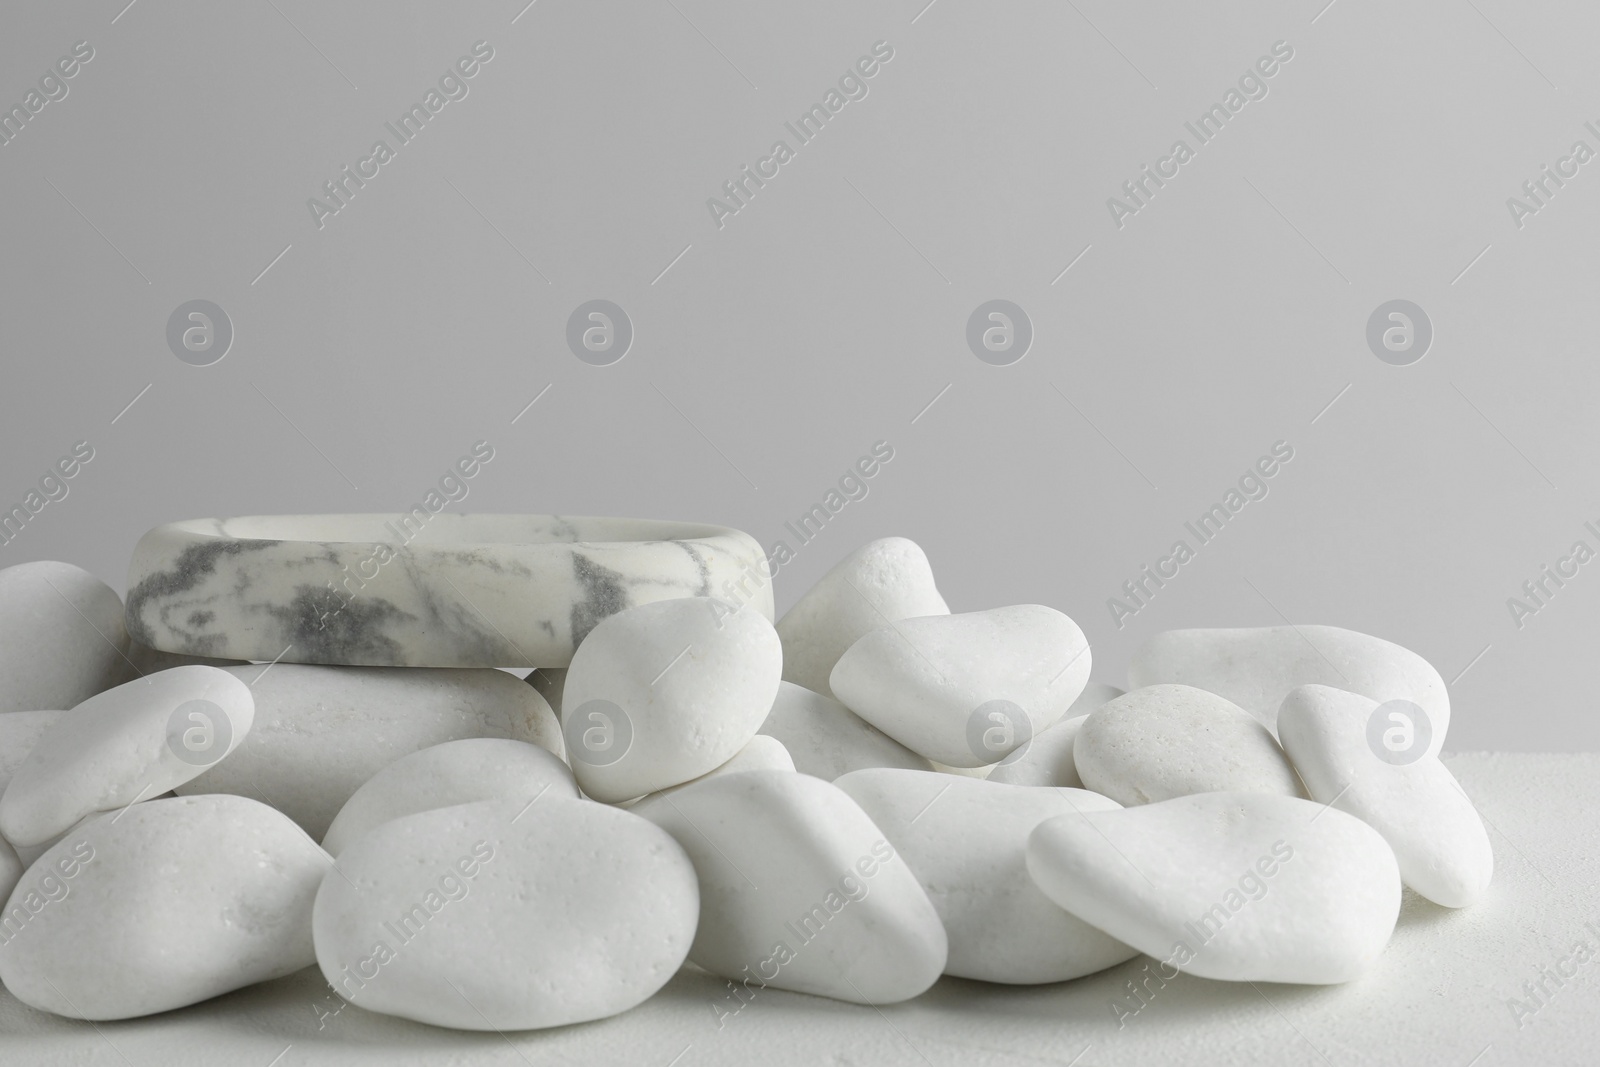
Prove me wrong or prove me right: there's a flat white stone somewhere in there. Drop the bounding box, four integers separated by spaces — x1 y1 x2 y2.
313 797 698 1030
830 605 1091 768
1129 625 1449 749
1073 684 1304 806
988 682 1124 787
777 538 949 698
562 598 781 803
321 739 578 856
1027 791 1401 984
0 710 59 799
174 665 561 839
0 794 330 1020
126 514 772 668
634 770 947 1004
1278 684 1493 908
0 561 130 715
759 681 931 780
835 769 1138 983
0 666 254 847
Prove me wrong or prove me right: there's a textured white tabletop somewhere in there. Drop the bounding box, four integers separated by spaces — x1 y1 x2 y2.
2 753 1595 1066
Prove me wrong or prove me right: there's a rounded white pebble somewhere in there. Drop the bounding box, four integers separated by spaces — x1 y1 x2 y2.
760 681 932 780
1278 684 1492 908
776 537 949 698
988 682 1123 787
1129 625 1448 749
562 598 782 803
836 769 1138 983
0 710 60 798
830 605 1091 768
1026 791 1401 984
0 795 330 1020
174 664 561 839
634 769 948 1004
321 739 578 856
1073 684 1303 806
0 562 131 714
313 797 698 1030
0 666 253 847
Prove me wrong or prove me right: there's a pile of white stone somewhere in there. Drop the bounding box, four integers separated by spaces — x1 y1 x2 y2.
0 538 1491 1030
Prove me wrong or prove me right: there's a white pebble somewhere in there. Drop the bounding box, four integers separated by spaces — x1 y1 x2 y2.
0 710 59 798
1130 625 1448 749
0 795 330 1019
830 605 1091 768
562 598 781 803
988 682 1123 787
1027 791 1401 984
1073 684 1303 806
313 797 698 1030
1278 684 1492 908
0 562 130 714
836 769 1138 983
0 666 253 848
175 665 560 839
760 681 931 780
634 769 947 1004
777 537 948 698
321 739 578 856
0 837 20 905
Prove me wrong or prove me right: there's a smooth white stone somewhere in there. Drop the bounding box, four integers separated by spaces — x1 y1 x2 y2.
835 769 1138 983
321 739 578 856
313 797 697 1030
0 666 254 848
1129 625 1449 749
758 681 931 780
777 538 949 698
0 562 129 715
0 795 330 1020
634 770 947 1004
830 605 1091 768
1073 685 1304 806
562 598 782 803
1278 685 1493 908
174 665 561 839
988 682 1124 787
1027 791 1401 984
123 640 245 676
0 710 59 798
126 514 772 668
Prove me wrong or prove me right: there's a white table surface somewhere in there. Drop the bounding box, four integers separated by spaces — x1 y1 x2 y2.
2 753 1596 1066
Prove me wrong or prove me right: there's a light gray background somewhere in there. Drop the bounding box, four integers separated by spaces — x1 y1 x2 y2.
1 0 1593 751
